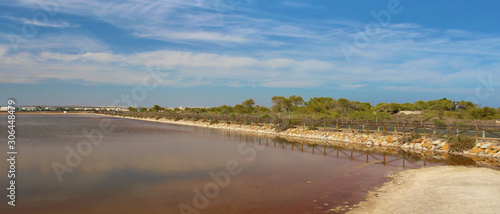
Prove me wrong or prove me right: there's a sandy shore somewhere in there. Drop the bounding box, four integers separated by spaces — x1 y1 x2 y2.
348 166 500 214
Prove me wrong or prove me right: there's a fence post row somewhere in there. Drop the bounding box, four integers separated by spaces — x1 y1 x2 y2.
123 113 500 140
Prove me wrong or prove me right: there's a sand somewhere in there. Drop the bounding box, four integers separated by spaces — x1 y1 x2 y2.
349 166 500 214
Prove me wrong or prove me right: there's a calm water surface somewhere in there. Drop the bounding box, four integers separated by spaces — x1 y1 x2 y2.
0 114 465 213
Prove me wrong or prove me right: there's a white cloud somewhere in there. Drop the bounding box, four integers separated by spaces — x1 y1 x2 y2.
0 15 77 28
0 0 499 94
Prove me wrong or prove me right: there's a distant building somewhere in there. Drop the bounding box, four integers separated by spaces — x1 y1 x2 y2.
0 107 8 111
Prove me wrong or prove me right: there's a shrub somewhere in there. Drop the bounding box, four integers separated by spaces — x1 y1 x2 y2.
402 131 421 143
447 134 475 152
260 114 272 119
307 126 318 130
220 109 231 115
433 119 446 125
274 122 293 132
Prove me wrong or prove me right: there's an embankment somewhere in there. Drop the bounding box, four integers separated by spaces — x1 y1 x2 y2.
101 114 500 167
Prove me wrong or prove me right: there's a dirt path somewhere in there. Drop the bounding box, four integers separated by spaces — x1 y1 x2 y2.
348 166 500 214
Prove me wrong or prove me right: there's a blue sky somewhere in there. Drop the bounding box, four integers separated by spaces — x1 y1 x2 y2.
1 0 500 107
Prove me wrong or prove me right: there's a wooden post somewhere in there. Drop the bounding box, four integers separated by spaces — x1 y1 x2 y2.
424 124 427 138
403 123 406 136
324 118 327 128
448 124 451 137
336 119 339 132
383 122 386 134
475 126 479 142
350 120 353 133
483 130 486 138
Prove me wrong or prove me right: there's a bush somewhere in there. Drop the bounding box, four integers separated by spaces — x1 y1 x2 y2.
433 119 446 125
260 114 272 119
447 134 475 152
307 126 318 130
402 131 421 143
220 109 231 115
274 122 293 132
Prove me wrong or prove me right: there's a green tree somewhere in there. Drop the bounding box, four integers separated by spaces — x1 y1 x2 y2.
151 105 164 112
233 104 246 114
242 99 256 112
468 107 498 120
388 103 401 114
336 98 352 114
456 101 476 110
414 100 429 110
271 96 291 112
376 103 389 112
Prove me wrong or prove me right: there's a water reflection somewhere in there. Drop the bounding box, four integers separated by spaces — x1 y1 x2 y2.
0 114 492 214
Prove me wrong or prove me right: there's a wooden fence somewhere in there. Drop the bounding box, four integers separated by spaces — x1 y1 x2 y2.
109 112 500 141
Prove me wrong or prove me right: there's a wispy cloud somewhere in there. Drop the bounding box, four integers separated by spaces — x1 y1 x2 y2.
0 0 499 96
0 15 78 28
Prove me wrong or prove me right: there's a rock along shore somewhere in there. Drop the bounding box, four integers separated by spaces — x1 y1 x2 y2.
102 114 500 167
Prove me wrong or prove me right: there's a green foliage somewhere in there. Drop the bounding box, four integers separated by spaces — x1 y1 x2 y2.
272 95 304 113
433 119 446 125
466 107 498 120
256 106 271 113
453 121 466 126
375 112 391 120
444 111 461 119
220 109 231 115
118 96 498 124
307 126 318 130
260 114 272 120
233 104 246 114
448 134 475 152
348 111 374 121
402 131 421 143
150 105 164 112
242 99 255 112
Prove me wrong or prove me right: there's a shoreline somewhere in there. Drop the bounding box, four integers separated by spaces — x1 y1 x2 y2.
99 114 500 167
348 166 500 213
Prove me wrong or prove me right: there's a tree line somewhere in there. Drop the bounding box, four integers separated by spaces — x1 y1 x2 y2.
128 96 500 122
